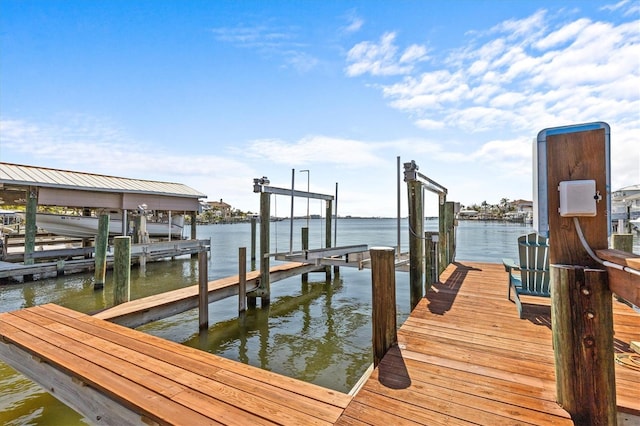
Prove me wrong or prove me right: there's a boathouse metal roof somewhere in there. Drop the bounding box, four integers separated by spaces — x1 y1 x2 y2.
0 162 206 211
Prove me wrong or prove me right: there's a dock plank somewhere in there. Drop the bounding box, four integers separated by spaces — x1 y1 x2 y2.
0 303 350 425
337 261 640 425
93 261 322 328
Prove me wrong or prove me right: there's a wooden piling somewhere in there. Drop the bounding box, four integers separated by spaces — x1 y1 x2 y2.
238 247 246 313
94 214 110 289
407 179 424 309
24 186 38 267
445 201 456 263
113 236 131 305
543 124 616 423
258 191 270 305
250 216 257 271
611 233 633 253
301 227 309 284
425 231 438 291
370 247 397 367
198 251 208 330
551 265 616 424
438 193 447 275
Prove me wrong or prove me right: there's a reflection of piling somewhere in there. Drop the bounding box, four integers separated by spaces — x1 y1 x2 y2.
301 227 309 284
113 236 131 305
239 247 247 313
94 214 109 289
198 251 208 330
370 247 397 367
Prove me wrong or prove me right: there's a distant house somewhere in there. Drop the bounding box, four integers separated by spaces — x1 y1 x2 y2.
206 199 232 219
612 184 640 221
511 200 533 213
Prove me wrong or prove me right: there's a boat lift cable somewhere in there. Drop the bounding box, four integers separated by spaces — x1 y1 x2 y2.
573 217 640 277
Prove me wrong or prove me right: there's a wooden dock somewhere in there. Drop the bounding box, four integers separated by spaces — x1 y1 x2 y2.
94 262 323 328
0 261 638 424
337 262 640 425
0 239 210 282
0 303 351 425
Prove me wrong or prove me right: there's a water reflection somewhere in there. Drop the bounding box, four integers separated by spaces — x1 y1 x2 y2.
178 273 385 392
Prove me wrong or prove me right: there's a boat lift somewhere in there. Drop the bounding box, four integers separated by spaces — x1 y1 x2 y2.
252 175 368 305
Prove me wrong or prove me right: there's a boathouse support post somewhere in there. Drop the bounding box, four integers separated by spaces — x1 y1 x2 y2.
23 186 38 267
239 247 247 313
190 211 198 259
325 200 332 280
113 236 131 305
551 266 615 424
94 214 110 289
301 227 309 284
198 251 209 330
542 125 616 423
407 178 424 309
370 247 397 367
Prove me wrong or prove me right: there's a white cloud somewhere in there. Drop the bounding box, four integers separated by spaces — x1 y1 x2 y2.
343 12 364 34
244 135 386 168
345 32 428 77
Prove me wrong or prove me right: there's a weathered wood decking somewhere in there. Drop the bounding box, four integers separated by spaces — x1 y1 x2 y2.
0 303 351 425
0 261 638 425
337 261 640 425
94 262 323 328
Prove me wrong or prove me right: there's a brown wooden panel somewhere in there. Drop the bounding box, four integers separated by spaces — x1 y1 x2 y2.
546 129 608 266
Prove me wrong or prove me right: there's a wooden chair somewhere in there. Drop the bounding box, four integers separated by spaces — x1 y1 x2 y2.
502 232 550 318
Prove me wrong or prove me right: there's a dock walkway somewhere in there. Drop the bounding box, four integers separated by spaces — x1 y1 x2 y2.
337 262 640 425
94 262 323 328
0 303 351 425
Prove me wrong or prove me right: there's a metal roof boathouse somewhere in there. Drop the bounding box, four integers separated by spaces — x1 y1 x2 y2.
0 162 207 280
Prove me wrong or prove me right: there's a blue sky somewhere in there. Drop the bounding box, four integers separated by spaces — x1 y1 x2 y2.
1 0 638 217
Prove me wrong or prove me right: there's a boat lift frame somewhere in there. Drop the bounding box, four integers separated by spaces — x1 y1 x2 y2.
403 160 450 309
252 176 368 305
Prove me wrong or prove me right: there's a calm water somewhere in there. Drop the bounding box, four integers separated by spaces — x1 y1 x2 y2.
0 219 637 425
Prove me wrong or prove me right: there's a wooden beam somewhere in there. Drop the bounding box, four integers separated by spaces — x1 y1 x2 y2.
595 249 640 307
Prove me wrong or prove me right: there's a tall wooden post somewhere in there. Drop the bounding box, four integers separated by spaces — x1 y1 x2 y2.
258 191 270 305
94 214 110 289
438 193 447 275
113 236 131 305
238 247 247 313
542 125 616 423
371 247 397 367
198 251 209 330
24 186 38 267
425 231 438 292
250 216 257 271
551 266 616 424
190 211 198 258
407 179 424 309
445 201 456 264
